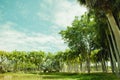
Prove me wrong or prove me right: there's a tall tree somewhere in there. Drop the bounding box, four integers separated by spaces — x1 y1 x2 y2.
60 13 96 74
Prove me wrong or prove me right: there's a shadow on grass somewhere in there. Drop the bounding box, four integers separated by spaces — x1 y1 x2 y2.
39 72 119 80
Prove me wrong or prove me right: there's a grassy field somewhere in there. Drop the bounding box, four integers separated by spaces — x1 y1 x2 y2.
0 72 119 80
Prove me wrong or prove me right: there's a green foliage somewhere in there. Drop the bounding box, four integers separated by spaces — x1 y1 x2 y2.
60 13 96 53
0 50 46 72
90 49 101 62
40 53 61 72
28 51 45 66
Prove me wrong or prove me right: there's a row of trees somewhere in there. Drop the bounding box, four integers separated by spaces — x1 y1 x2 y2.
0 50 45 73
0 48 111 73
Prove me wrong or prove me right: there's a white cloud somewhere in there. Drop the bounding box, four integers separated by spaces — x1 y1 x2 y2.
38 0 87 27
0 0 87 52
54 0 87 27
0 21 15 29
0 22 67 52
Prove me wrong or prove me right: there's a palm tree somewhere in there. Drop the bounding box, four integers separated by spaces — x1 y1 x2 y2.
77 0 120 75
77 0 120 59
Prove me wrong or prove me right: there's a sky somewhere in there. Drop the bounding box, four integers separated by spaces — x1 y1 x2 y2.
0 0 87 53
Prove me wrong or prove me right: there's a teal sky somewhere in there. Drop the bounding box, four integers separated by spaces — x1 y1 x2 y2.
0 0 87 53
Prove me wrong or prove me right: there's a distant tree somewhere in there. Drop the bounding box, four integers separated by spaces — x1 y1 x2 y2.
28 51 45 71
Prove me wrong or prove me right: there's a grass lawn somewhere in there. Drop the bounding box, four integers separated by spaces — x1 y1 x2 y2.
0 72 119 80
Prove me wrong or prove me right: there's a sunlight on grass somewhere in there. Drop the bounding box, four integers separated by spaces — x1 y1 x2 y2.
0 73 119 80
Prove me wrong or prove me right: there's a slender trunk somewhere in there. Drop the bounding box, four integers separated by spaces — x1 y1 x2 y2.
95 63 98 71
104 61 107 73
106 31 119 76
103 54 107 73
71 63 73 72
80 62 82 73
101 58 107 73
108 22 120 73
86 52 90 74
63 63 67 72
74 63 79 73
109 52 115 73
106 36 115 73
108 40 119 76
79 57 83 73
106 61 108 72
71 63 74 72
67 62 72 72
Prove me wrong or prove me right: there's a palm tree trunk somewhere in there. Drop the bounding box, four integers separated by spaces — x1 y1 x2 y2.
108 22 120 73
106 31 119 76
109 52 115 73
106 11 120 56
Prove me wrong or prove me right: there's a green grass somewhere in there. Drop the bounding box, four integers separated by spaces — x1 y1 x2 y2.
0 72 119 80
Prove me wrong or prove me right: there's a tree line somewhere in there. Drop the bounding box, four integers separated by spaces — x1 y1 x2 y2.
0 48 112 74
